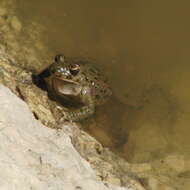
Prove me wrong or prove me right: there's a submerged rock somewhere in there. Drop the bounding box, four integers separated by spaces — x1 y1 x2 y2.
10 15 22 31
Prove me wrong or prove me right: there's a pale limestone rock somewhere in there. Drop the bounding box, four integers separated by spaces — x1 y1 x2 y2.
106 177 121 186
0 84 133 190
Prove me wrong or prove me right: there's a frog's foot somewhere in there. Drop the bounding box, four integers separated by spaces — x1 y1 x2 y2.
49 101 65 120
63 106 95 122
15 70 33 85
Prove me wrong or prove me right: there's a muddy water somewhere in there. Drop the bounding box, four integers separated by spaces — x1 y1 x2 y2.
16 0 190 163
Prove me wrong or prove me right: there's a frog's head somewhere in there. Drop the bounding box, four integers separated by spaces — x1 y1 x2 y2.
50 54 81 80
49 54 83 96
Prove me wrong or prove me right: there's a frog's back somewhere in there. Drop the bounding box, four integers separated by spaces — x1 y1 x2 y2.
83 63 112 106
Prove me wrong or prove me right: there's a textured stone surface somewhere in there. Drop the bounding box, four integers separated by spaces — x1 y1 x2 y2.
0 84 134 190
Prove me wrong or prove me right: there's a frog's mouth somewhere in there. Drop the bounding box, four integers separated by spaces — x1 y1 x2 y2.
52 77 82 96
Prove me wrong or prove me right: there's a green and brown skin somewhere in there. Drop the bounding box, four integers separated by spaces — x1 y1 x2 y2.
39 54 112 122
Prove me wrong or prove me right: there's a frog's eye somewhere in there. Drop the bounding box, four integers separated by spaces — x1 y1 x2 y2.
54 54 65 63
69 64 80 76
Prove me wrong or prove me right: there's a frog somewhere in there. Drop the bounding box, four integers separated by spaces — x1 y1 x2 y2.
36 54 112 122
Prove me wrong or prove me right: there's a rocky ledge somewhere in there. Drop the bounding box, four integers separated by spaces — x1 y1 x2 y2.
0 84 137 190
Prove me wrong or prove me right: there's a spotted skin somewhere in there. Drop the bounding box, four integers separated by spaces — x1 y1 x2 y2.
40 54 112 121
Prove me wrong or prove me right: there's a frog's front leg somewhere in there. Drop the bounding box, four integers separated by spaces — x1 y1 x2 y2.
64 86 95 121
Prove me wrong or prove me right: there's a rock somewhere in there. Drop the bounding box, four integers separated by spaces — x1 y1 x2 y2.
0 17 5 25
0 7 7 17
164 155 185 173
148 178 175 190
106 178 121 186
10 16 22 31
130 163 152 173
0 43 144 190
0 84 134 190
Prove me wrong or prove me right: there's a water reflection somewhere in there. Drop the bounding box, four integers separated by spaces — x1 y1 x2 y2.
17 0 190 163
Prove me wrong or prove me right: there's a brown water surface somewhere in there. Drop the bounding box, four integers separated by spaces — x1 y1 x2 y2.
17 0 190 163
